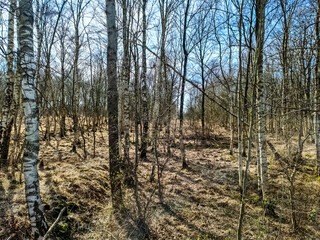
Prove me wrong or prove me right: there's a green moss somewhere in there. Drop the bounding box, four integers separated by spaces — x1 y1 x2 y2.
57 223 70 233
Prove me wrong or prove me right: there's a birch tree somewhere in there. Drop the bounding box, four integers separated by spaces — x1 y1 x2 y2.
19 0 48 238
106 0 123 210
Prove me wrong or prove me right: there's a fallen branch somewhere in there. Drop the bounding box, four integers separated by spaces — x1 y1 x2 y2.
267 140 281 161
43 207 66 240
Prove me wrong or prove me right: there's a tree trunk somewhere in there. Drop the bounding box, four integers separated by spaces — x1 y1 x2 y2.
280 0 290 139
315 0 320 175
121 0 132 183
180 0 190 170
35 0 43 109
255 0 268 200
151 0 167 182
106 0 123 210
237 0 244 189
71 1 83 152
0 0 16 165
19 0 48 237
72 25 80 152
60 32 66 138
140 0 149 160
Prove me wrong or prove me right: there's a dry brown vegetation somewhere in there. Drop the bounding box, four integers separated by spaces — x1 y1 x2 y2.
1 124 320 240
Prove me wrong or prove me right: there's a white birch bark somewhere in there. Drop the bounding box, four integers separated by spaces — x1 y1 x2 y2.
19 0 48 238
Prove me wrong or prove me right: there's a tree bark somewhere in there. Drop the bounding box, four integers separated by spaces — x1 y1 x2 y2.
255 0 268 200
106 0 123 210
151 0 167 182
0 0 17 165
71 0 83 152
121 0 131 182
19 0 48 238
180 0 190 169
315 0 320 175
140 0 149 160
280 0 290 138
237 0 244 189
59 26 66 138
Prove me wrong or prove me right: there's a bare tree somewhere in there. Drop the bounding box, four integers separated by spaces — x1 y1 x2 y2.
106 0 123 210
179 0 190 169
140 0 149 160
120 0 133 185
315 0 320 175
57 17 69 138
19 0 48 238
70 0 90 152
255 0 268 200
0 0 16 165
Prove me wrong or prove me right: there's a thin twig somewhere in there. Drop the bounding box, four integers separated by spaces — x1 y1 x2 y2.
43 207 66 240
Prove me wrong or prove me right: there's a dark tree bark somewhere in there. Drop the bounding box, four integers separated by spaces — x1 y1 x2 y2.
180 0 190 169
106 0 123 210
140 0 149 160
0 0 17 165
315 0 320 175
255 0 268 200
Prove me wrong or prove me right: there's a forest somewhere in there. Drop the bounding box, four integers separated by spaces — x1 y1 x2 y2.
0 0 320 239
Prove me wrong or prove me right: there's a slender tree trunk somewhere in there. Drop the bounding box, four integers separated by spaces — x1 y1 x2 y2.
35 0 43 109
280 0 289 139
200 54 206 139
72 28 80 152
315 0 320 175
140 10 148 159
237 0 244 189
166 60 175 156
44 59 51 143
151 0 167 181
121 0 131 182
19 0 48 237
255 0 268 200
140 0 149 161
60 34 66 138
106 0 123 210
42 1 66 144
229 96 234 155
0 0 16 164
180 0 190 170
237 44 256 240
71 2 82 152
133 37 142 216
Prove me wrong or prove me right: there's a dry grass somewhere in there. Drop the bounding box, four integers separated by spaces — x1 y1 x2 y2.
1 122 320 239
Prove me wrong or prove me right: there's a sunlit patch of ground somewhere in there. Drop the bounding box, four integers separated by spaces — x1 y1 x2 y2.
1 121 320 239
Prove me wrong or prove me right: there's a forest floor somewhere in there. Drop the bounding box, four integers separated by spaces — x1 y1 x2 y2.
1 123 320 240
